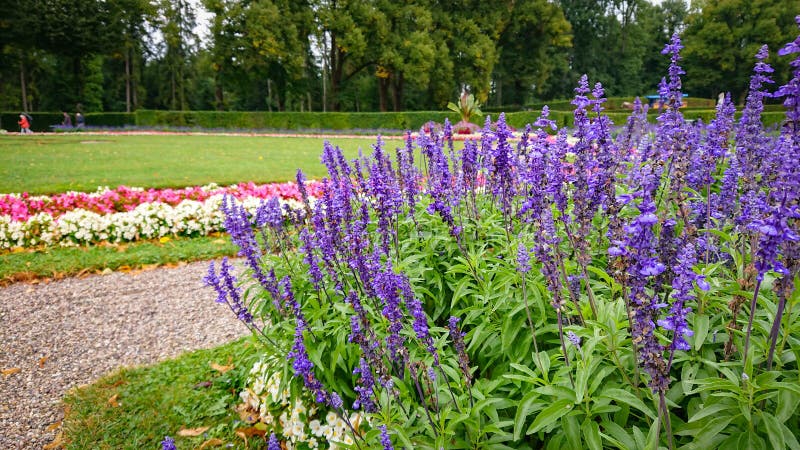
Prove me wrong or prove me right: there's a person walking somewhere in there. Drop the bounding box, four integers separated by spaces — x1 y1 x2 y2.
62 112 72 128
75 112 85 128
18 114 32 134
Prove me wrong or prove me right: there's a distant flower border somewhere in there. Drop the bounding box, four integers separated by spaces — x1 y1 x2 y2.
0 182 319 249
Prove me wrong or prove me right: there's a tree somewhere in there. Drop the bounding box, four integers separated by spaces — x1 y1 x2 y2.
372 1 437 111
682 0 800 101
158 0 197 110
491 0 572 106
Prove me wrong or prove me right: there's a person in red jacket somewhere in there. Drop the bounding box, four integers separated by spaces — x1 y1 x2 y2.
18 114 32 134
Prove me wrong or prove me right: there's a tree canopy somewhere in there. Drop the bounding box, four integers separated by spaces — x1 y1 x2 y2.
1 0 798 113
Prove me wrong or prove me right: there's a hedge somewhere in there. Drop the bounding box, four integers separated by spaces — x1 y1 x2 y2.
0 108 787 133
0 112 135 132
132 110 464 132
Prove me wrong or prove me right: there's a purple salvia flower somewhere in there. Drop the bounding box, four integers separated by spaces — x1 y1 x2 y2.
379 425 394 450
658 242 699 353
268 433 280 450
775 16 800 125
487 113 518 221
623 194 669 393
297 169 311 211
447 316 472 386
399 274 439 365
517 243 531 274
286 288 339 406
566 331 581 348
204 259 254 325
161 436 176 450
617 97 649 154
735 46 775 227
298 227 324 290
220 195 279 297
372 263 407 368
220 258 253 323
352 358 377 412
396 131 420 215
255 196 284 231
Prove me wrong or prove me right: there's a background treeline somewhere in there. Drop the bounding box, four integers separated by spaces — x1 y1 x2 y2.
1 0 798 115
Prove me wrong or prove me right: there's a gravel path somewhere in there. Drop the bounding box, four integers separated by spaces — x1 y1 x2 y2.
0 260 249 449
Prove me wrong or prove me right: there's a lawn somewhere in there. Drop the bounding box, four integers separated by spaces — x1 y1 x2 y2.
0 134 404 194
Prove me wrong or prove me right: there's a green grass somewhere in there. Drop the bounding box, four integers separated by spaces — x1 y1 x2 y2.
0 234 238 284
0 134 402 194
62 336 263 449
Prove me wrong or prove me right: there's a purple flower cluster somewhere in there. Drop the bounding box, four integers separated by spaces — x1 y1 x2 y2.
203 258 254 326
160 436 176 450
447 316 472 386
658 243 704 353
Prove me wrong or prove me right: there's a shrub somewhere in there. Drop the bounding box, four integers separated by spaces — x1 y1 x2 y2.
209 26 800 450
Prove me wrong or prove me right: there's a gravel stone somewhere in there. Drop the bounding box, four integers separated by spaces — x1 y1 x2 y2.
0 259 249 449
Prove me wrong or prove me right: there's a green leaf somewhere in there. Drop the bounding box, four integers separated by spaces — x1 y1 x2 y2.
601 420 637 450
693 315 709 351
600 388 657 420
582 419 602 450
781 421 800 450
687 401 735 423
513 391 542 441
562 414 582 449
527 399 573 435
777 390 800 422
762 412 785 450
645 415 660 450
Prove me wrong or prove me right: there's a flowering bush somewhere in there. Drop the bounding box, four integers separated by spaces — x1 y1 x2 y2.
212 24 800 450
0 190 308 249
0 181 322 222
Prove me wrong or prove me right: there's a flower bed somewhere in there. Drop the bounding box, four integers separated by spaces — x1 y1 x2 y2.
205 27 800 450
0 181 321 249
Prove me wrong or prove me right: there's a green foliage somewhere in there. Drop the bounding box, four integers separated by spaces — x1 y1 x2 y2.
447 93 483 123
133 110 463 131
682 0 800 101
0 234 238 284
61 337 260 449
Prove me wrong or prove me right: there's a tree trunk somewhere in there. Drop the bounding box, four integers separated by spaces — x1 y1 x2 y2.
378 77 390 112
392 73 404 112
329 35 343 111
496 79 503 107
267 79 273 112
125 48 132 113
307 92 312 112
19 56 28 113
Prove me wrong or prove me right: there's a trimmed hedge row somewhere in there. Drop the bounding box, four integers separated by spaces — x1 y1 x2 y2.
1 108 787 133
0 112 135 132
133 110 463 131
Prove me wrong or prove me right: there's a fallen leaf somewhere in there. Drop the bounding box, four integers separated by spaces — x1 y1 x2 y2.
2 367 21 377
38 357 48 368
116 244 128 253
235 427 266 438
11 247 25 253
159 236 171 243
235 404 257 424
117 265 132 272
198 438 224 449
193 381 213 389
142 263 159 270
45 421 61 432
42 431 63 450
101 268 113 275
235 430 250 449
212 239 226 245
178 426 209 437
107 394 120 407
210 361 234 374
